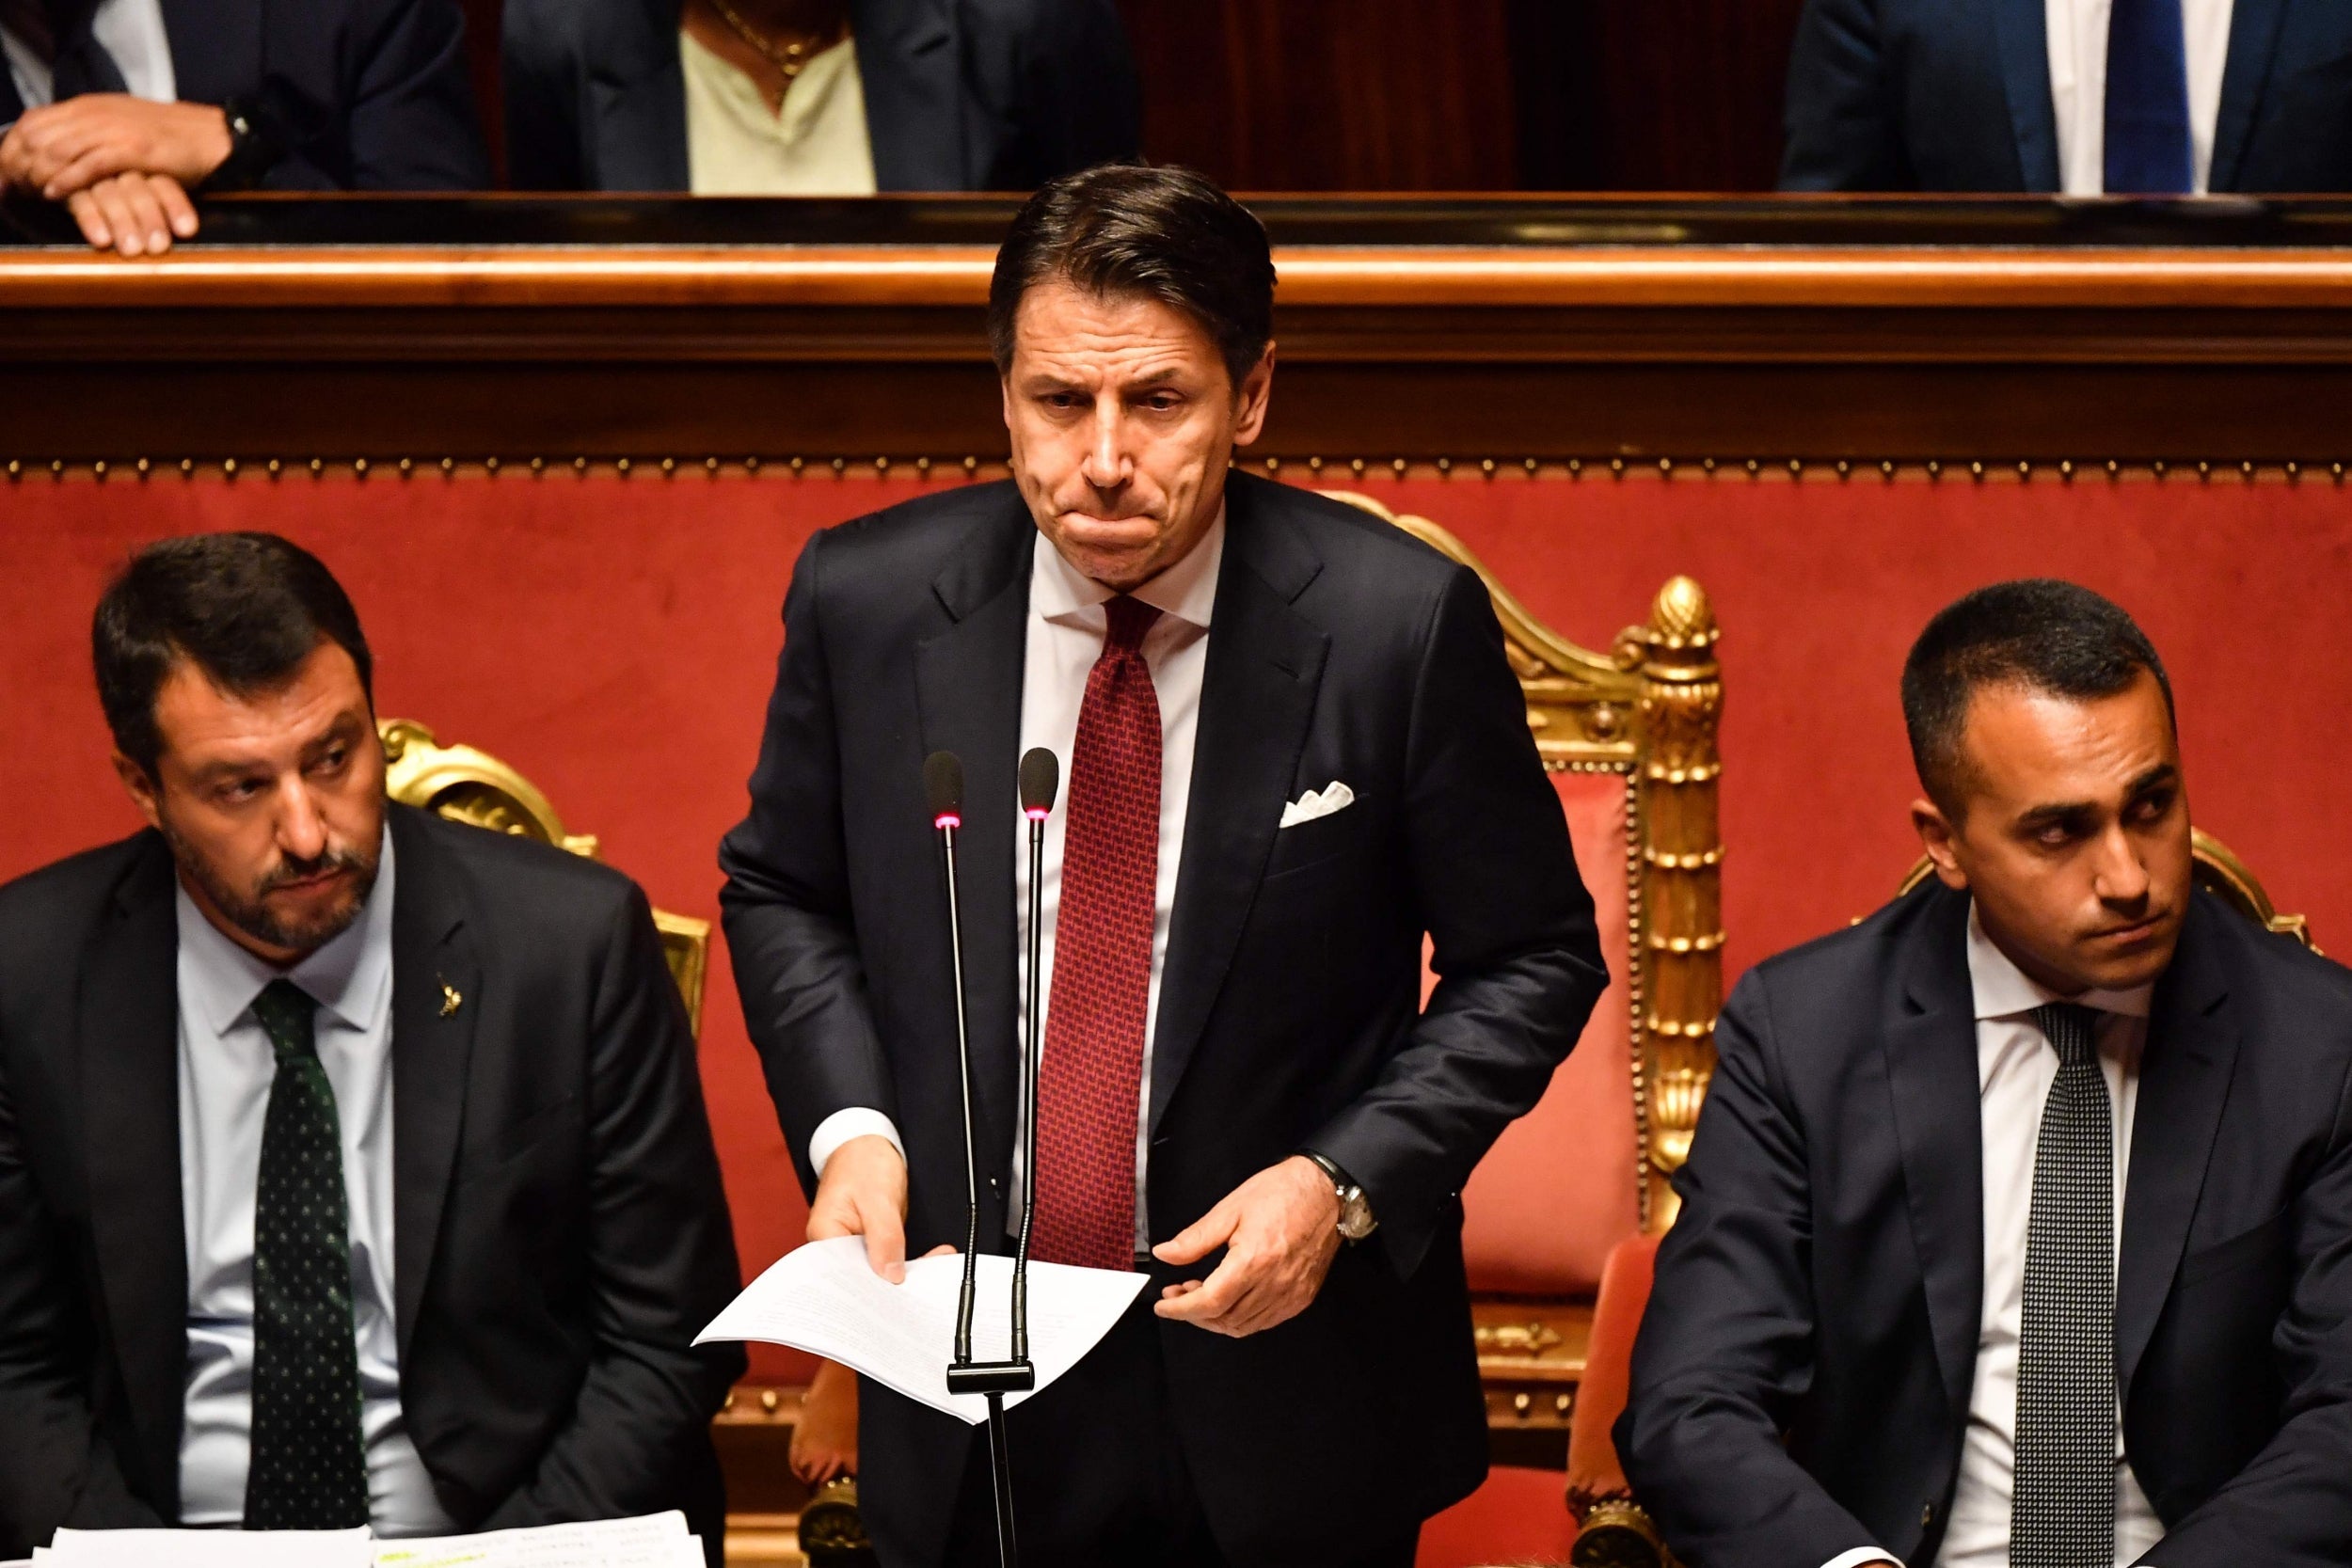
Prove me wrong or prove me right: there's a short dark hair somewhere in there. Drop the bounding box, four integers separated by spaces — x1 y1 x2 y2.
93 532 373 777
987 162 1277 389
1901 578 2173 814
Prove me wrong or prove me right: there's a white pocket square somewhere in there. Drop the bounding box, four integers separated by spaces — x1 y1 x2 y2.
1279 781 1355 829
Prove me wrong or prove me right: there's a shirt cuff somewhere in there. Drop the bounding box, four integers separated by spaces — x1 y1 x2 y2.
1819 1550 1904 1568
807 1108 904 1180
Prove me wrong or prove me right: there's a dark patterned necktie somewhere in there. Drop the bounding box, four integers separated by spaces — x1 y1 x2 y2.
2106 0 2193 194
2010 1003 2116 1568
244 979 370 1530
1031 594 1162 1270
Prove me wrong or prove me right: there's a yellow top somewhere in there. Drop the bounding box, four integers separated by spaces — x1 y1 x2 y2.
679 27 879 196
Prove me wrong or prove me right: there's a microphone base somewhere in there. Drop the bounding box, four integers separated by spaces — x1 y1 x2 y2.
947 1360 1037 1395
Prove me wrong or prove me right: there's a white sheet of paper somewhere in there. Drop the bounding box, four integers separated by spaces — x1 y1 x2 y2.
696 1237 1149 1425
371 1512 695 1568
44 1528 373 1567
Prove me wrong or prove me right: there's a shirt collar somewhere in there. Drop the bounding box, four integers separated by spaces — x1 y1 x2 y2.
1030 504 1227 630
1965 898 2153 1022
175 823 397 1037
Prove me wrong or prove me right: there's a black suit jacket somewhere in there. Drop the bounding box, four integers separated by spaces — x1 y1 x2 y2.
720 474 1607 1565
0 805 743 1559
1783 0 2352 192
501 0 1136 193
0 0 487 190
1620 881 2352 1568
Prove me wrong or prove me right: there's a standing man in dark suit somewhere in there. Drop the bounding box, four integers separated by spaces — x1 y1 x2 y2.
1783 0 2352 193
501 0 1136 194
720 164 1607 1567
0 534 743 1560
1620 580 2352 1567
0 0 487 256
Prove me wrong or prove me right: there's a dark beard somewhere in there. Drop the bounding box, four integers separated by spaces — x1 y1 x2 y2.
162 818 380 957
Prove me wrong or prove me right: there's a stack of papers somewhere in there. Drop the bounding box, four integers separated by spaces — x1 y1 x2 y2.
695 1236 1150 1425
14 1512 703 1568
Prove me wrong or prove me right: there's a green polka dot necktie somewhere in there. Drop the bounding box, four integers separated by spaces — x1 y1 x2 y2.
243 979 370 1530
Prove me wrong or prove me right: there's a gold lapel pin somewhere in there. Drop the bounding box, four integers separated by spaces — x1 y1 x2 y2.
440 982 463 1018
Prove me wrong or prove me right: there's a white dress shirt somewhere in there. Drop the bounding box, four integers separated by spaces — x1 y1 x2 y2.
2047 0 2236 195
1822 904 2164 1568
0 0 174 112
679 28 877 196
808 513 1226 1257
175 829 455 1536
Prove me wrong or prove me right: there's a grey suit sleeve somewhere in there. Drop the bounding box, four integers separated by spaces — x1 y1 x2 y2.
1615 968 1886 1568
720 528 899 1196
1782 0 1914 190
2137 1055 2352 1567
1302 563 1609 1279
479 885 744 1534
0 1036 163 1551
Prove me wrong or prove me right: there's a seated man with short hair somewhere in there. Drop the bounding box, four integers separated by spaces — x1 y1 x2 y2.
0 0 487 256
1622 579 2352 1567
0 532 741 1560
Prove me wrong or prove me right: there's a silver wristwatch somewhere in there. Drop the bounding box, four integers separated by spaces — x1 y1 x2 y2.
1304 1151 1378 1243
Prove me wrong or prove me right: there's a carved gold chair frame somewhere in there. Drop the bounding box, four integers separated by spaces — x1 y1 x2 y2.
1320 492 1724 1434
377 719 712 1034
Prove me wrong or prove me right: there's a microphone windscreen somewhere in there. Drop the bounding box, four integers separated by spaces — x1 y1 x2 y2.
1018 748 1060 815
923 751 965 823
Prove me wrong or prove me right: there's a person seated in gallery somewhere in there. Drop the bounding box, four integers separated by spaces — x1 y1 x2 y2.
1621 579 2352 1567
1783 0 2352 194
0 0 488 257
0 533 744 1562
500 0 1137 195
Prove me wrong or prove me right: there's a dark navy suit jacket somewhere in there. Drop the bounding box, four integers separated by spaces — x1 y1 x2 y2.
719 474 1606 1565
0 0 486 190
501 0 1136 192
1621 880 2352 1568
1783 0 2352 191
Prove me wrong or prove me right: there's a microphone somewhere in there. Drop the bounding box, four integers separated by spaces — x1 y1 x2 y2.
923 751 983 1368
1011 748 1060 1365
925 751 1031 1568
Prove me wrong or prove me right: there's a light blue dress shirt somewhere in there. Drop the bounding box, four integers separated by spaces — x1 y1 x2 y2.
173 830 454 1535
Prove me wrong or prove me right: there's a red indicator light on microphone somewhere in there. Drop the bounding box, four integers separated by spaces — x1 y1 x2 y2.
1024 807 1049 821
934 812 961 831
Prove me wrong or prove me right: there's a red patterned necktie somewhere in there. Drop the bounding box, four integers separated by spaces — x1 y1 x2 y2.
1032 594 1162 1270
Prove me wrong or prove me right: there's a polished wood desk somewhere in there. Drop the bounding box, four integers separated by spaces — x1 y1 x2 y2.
8 195 2352 462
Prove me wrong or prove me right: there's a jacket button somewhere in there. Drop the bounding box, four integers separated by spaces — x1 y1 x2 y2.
1921 1503 1934 1527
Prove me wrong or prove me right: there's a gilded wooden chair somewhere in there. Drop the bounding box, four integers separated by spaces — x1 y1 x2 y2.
1318 496 1724 1553
379 718 712 1029
380 719 877 1565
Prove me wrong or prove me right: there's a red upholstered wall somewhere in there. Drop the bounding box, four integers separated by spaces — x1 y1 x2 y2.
7 464 2350 1390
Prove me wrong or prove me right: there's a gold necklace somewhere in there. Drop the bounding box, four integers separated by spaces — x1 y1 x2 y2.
704 0 842 81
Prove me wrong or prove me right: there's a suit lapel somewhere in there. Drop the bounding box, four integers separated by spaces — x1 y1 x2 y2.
914 500 1033 1176
156 0 260 107
2117 899 2236 1396
388 806 481 1363
1881 887 1986 1424
585 0 691 191
850 0 966 190
77 834 186 1517
1989 0 2061 191
2210 0 2290 192
1148 478 1328 1133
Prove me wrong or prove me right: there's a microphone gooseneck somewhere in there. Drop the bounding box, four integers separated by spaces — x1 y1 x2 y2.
1012 747 1061 1363
923 750 982 1369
